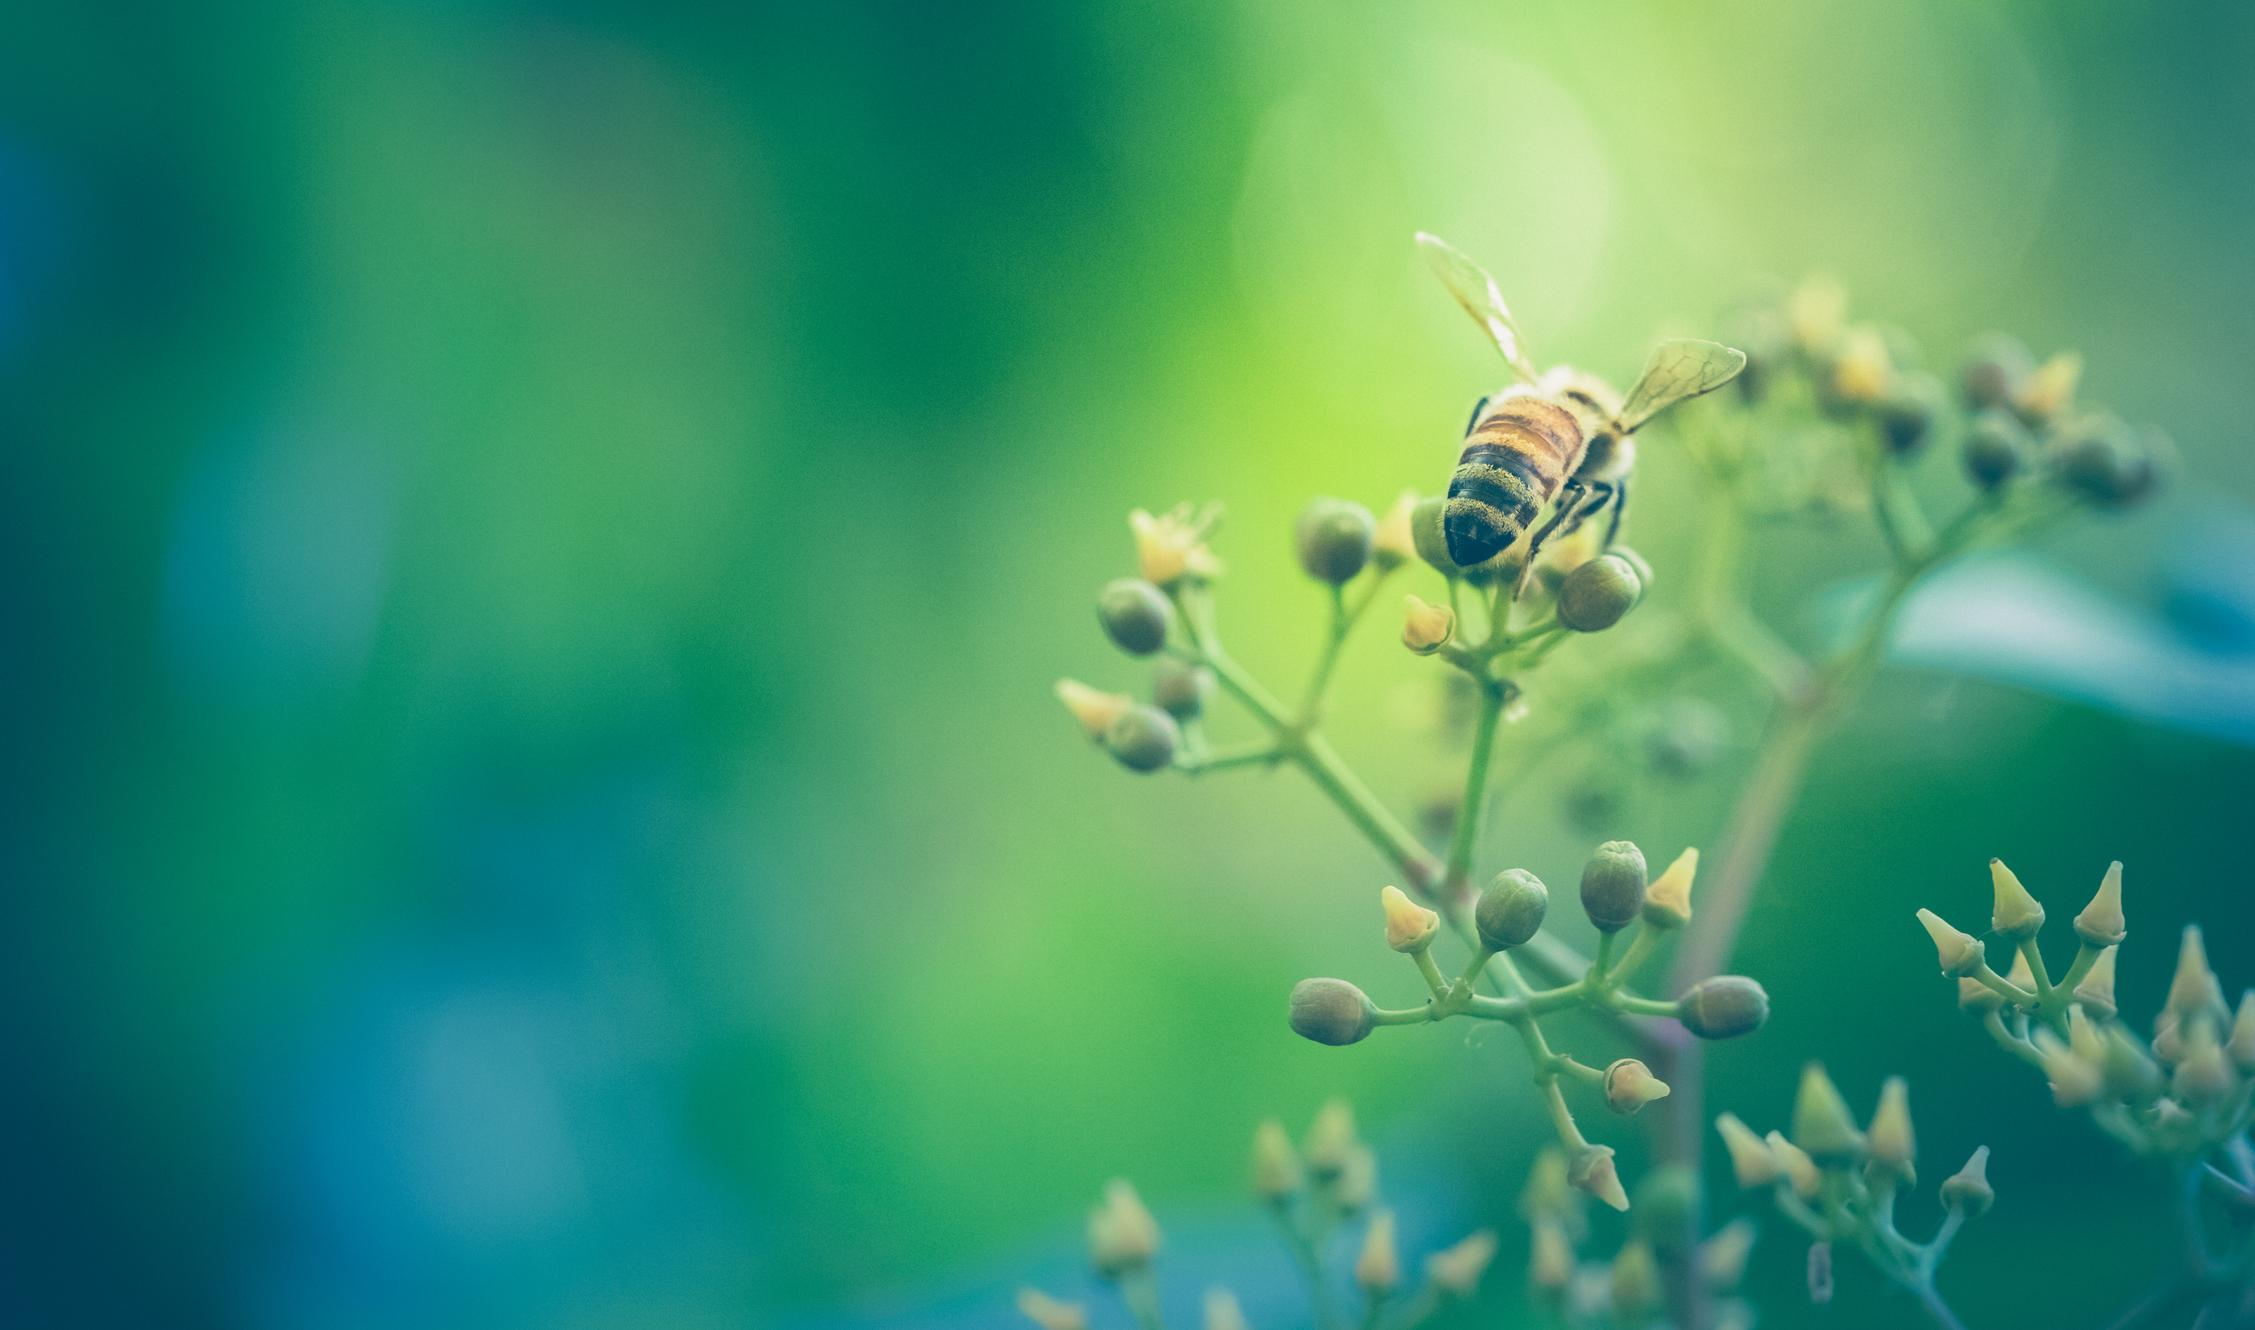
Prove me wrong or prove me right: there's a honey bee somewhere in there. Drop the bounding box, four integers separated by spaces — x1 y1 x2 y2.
1416 232 1748 567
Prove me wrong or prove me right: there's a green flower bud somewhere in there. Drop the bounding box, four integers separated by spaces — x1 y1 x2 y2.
1867 1077 1915 1184
1580 840 1648 932
1610 1239 1661 1317
1097 578 1172 655
2074 860 2126 947
1410 496 1459 578
2057 418 2158 508
2100 1025 2164 1103
1087 1179 1162 1278
2232 993 2255 1071
1017 1288 1088 1330
1716 1113 1781 1188
1527 1219 1573 1293
2167 925 2226 1021
1989 858 2045 941
1962 409 2032 488
1700 1219 1757 1292
1151 658 1212 720
2073 946 2119 1020
1289 978 1377 1046
1424 1229 1499 1297
1203 1289 1247 1330
1604 1058 1671 1115
1678 975 1770 1040
2173 1021 2239 1106
1939 1146 1993 1217
1766 1131 1821 1199
1303 1100 1357 1178
1960 333 2034 412
1791 1063 1867 1164
1296 498 1376 584
1557 554 1645 632
1251 1119 1302 1200
1567 1143 1630 1212
1630 1164 1698 1256
1877 371 1943 455
1103 705 1180 772
1354 1209 1399 1295
1916 908 1986 977
1476 868 1550 950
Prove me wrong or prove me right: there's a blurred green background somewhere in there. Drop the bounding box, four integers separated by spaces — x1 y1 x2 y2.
5 1 2253 1327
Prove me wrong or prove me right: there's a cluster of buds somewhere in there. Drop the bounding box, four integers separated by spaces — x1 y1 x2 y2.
1057 504 1227 775
1919 859 2255 1171
1287 842 1769 1210
1022 1104 1498 1330
1716 1065 1992 1311
1520 1150 1758 1330
1706 278 2162 545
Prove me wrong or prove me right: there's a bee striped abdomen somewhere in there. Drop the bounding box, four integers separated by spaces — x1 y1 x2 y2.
1444 398 1583 566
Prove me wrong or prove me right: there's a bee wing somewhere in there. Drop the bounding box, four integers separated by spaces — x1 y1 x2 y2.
1613 339 1748 434
1415 231 1541 385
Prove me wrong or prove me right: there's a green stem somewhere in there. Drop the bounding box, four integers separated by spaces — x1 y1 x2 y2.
1444 684 1508 893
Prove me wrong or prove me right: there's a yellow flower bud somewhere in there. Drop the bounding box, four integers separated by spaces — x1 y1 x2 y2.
1604 1058 1672 1114
1765 1132 1822 1199
2013 350 2082 424
1425 1229 1498 1297
1354 1209 1399 1295
1056 678 1132 739
2168 925 2225 1020
2231 993 2255 1071
1787 274 1847 354
2033 1031 2103 1107
1829 326 1894 404
1332 1144 1378 1214
1569 1143 1631 1212
1958 976 2005 1013
1611 1239 1661 1318
1989 859 2045 941
1401 594 1455 656
1792 1063 1866 1164
2074 860 2126 947
1916 908 1986 977
1380 884 1440 952
1087 1179 1161 1278
1303 1100 1357 1179
1130 505 1222 587
2068 1006 2108 1064
1867 1077 1915 1183
1940 1146 1993 1217
2174 1021 2239 1106
1716 1114 1781 1188
1202 1289 1247 1330
1701 1220 1757 1291
1017 1289 1088 1330
2074 946 2119 1020
1528 1219 1574 1292
1641 847 1698 929
1373 490 1418 569
1251 1119 1301 1200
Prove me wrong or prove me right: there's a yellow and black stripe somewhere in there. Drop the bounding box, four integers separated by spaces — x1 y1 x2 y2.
1443 398 1585 566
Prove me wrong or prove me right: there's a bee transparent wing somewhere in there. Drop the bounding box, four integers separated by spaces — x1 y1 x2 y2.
1415 231 1541 385
1613 339 1748 434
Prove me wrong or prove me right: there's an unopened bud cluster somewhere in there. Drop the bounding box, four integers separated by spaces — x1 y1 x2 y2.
1717 1064 1991 1310
1287 841 1767 1211
1520 1150 1757 1330
1920 858 2255 1166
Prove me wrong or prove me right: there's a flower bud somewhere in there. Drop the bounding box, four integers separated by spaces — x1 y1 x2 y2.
1631 1165 1698 1256
1130 506 1221 587
1825 326 1893 408
1877 371 1943 455
1557 554 1645 633
1088 1179 1161 1278
1765 1131 1821 1199
1304 1100 1357 1178
1057 678 1132 739
1104 705 1181 773
1958 976 2006 1013
2070 860 2127 948
1528 1220 1574 1292
2168 925 2226 1021
2013 350 2082 426
2173 1021 2238 1106
1202 1289 1247 1330
1568 1144 1630 1212
2231 993 2255 1071
1867 1077 1916 1183
1401 594 1455 655
1373 491 1418 570
1379 884 1440 953
1678 975 1770 1040
1940 1146 1993 1217
1916 908 1986 978
1476 868 1550 950
1791 1063 1867 1164
1604 1058 1671 1114
2073 946 2118 1019
1962 409 2032 488
1097 578 1172 656
1425 1229 1498 1297
1701 1220 1757 1292
2058 418 2158 508
1251 1119 1301 1200
2034 1031 2103 1106
1296 498 1376 584
1961 333 2034 412
1717 1114 1782 1188
1152 659 1212 720
2068 1006 2108 1065
1989 858 2045 940
1410 497 1458 578
1289 978 1377 1046
1610 1240 1661 1319
2100 1026 2164 1103
1354 1209 1399 1295
1017 1289 1088 1330
2003 947 2035 994
1518 1148 1573 1225
1641 846 1698 929
1788 274 1847 355
1580 840 1648 932
1331 1145 1378 1214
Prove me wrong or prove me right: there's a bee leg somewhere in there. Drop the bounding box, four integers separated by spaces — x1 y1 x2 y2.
1462 394 1491 436
1513 481 1586 598
1558 480 1614 538
1603 476 1631 547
